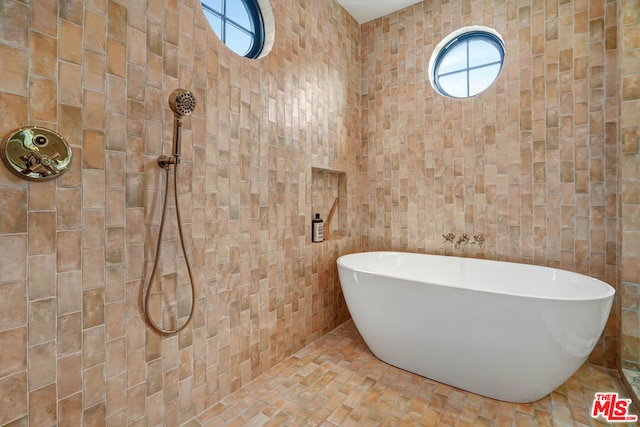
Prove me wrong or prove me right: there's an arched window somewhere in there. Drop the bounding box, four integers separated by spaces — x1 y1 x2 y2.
429 27 505 98
201 0 265 59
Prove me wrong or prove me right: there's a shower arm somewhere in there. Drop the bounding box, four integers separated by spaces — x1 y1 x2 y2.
172 115 183 160
158 89 195 169
158 116 183 168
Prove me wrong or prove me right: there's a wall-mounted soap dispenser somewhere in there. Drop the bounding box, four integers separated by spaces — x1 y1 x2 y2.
312 213 324 243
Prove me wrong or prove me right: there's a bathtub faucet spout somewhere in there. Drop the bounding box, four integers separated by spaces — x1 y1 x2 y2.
442 233 485 250
455 234 470 249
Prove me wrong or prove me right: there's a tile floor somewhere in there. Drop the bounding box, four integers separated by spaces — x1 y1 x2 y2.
622 369 640 409
185 321 636 426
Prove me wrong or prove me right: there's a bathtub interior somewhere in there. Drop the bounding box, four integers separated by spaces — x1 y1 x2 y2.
338 251 615 301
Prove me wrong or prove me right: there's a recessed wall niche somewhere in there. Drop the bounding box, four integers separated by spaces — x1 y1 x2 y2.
311 167 347 240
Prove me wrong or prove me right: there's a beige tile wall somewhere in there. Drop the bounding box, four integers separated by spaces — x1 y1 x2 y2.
360 0 619 368
0 0 635 424
0 0 361 425
619 0 640 371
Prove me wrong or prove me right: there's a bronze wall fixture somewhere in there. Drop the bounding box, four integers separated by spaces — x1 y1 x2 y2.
442 233 485 249
1 126 72 181
142 89 197 336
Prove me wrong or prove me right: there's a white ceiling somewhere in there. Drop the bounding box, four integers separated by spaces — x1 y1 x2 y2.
336 0 423 24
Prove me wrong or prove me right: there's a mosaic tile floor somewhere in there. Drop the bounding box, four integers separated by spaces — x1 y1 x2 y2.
186 321 636 426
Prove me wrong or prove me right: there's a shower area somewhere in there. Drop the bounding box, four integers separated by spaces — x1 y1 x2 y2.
357 0 640 406
0 0 638 425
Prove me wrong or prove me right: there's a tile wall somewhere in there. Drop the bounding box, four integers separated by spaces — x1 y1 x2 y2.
360 0 620 368
0 0 637 424
0 0 361 425
619 0 640 372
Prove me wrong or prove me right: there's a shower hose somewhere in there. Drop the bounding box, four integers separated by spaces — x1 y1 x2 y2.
142 161 195 335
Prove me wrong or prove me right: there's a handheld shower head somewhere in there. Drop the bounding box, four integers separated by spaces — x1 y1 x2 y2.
166 89 196 161
168 89 196 117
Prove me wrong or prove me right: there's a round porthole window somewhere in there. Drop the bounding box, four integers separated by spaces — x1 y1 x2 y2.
201 0 268 59
428 26 505 98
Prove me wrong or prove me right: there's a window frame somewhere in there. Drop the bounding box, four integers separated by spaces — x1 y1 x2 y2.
201 0 265 59
429 27 505 99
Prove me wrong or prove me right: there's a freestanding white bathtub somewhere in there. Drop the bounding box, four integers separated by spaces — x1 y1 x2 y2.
337 251 615 403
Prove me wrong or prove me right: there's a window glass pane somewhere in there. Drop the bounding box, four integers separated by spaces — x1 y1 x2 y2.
437 41 467 75
202 0 222 13
430 27 504 98
226 0 251 29
201 0 264 58
204 11 223 39
469 63 501 96
468 39 501 67
225 22 253 57
438 71 468 98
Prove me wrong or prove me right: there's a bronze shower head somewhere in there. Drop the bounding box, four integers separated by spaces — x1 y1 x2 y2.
168 89 196 117
167 89 196 160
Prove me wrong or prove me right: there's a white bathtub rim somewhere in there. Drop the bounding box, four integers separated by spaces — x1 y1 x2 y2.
337 251 615 302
